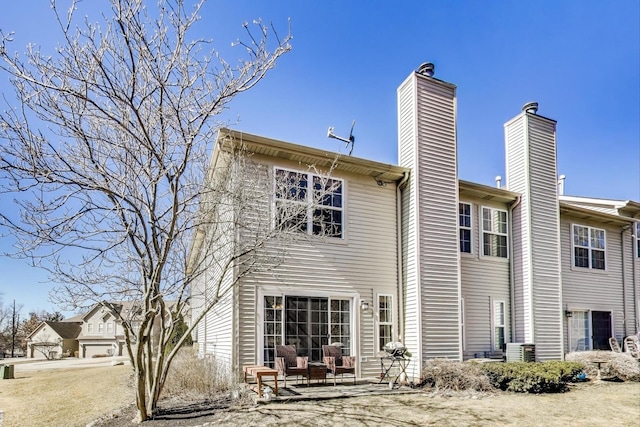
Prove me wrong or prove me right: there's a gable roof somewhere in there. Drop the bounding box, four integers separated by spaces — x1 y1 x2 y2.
45 321 82 339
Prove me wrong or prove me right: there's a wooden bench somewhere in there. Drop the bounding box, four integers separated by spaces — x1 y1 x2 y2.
243 365 279 398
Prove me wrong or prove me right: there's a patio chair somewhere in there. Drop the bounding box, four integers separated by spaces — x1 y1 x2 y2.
322 344 356 386
608 337 621 353
275 345 308 387
623 336 639 359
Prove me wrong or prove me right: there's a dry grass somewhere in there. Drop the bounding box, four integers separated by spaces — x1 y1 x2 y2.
565 350 640 381
0 365 132 427
162 349 252 403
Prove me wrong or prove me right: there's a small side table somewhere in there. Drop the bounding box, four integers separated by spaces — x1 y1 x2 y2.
305 362 327 386
243 365 279 397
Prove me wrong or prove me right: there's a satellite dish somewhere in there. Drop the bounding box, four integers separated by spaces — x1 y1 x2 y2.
327 120 356 155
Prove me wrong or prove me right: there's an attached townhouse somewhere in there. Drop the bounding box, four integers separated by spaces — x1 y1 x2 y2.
190 63 640 380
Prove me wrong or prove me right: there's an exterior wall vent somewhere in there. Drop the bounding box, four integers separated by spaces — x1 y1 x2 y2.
522 101 539 114
417 62 435 77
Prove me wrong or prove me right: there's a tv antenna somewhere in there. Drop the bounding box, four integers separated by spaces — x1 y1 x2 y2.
327 120 356 155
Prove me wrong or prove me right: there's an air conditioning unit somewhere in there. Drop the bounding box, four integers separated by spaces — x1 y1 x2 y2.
505 343 535 362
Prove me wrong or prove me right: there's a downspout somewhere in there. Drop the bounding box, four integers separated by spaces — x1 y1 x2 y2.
396 172 410 343
621 224 631 337
508 195 522 345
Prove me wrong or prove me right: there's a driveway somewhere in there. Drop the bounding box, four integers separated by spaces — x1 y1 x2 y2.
4 356 129 372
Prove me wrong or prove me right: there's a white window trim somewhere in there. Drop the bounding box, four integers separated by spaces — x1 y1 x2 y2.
87 323 94 334
273 166 345 239
377 293 394 352
571 223 607 270
491 299 506 352
481 206 509 259
256 288 358 365
460 297 466 351
459 202 473 254
635 222 640 258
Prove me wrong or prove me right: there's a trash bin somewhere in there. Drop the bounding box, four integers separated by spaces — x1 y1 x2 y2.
1 364 14 379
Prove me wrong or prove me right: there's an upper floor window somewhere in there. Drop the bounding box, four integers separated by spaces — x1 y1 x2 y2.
275 168 343 238
106 322 114 333
573 224 605 270
459 203 472 253
482 207 508 258
87 323 94 334
98 323 104 333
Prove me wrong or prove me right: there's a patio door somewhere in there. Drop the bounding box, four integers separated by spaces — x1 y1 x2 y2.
285 296 329 361
591 311 611 350
263 295 351 366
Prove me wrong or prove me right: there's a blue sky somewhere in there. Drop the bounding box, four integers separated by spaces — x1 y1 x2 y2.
0 0 638 316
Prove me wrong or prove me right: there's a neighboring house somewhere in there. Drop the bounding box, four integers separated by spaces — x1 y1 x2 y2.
26 321 82 359
26 301 140 358
76 301 133 358
191 63 640 379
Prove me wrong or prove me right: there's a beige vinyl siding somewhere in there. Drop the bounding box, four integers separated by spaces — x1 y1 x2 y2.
414 74 461 360
460 199 511 360
236 161 400 379
398 71 461 369
526 117 563 360
505 112 563 360
397 73 421 375
195 155 238 367
560 216 627 349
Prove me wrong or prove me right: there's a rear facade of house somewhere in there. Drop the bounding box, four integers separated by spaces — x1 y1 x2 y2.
191 64 640 379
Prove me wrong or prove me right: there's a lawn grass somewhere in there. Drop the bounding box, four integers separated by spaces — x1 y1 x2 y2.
0 365 132 427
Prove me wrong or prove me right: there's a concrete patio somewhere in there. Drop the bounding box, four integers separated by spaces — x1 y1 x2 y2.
248 378 421 404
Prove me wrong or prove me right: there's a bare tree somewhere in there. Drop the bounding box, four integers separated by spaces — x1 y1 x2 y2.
0 0 293 421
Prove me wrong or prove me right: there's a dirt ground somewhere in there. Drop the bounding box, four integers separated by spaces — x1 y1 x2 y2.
2 365 639 427
95 381 640 427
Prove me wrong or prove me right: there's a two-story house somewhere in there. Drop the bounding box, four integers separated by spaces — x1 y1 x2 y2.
190 63 640 380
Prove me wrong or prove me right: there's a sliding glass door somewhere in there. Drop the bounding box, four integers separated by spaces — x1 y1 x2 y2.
263 295 351 366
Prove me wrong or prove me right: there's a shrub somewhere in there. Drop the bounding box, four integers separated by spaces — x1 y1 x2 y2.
418 359 495 392
565 350 640 382
162 349 250 402
481 361 583 393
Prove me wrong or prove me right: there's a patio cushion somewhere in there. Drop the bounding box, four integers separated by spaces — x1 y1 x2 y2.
323 344 343 366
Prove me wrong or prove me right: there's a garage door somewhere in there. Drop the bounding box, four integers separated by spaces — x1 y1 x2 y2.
83 344 112 358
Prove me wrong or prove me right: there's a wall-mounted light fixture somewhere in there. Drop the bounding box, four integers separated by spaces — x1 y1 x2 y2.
565 310 573 317
360 300 370 311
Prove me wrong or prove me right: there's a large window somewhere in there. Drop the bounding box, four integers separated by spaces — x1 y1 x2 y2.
482 207 508 258
275 168 343 238
572 224 605 270
378 295 393 351
493 300 505 351
459 203 472 253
